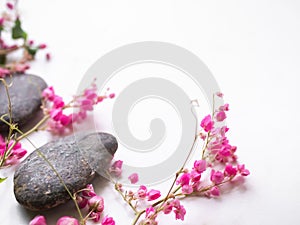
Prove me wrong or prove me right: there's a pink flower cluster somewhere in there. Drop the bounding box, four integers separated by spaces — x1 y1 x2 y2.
162 199 186 221
76 184 107 223
29 184 115 225
42 84 115 134
176 160 207 194
0 135 27 167
200 95 237 163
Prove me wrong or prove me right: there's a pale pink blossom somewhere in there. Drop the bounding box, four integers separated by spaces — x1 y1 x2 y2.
128 173 139 184
137 185 147 198
215 111 227 122
174 204 186 221
110 160 123 177
29 215 47 225
219 103 229 111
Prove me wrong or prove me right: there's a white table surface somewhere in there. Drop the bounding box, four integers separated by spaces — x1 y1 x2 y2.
1 0 300 224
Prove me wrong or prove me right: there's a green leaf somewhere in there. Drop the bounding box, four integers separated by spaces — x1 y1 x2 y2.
12 18 27 40
26 46 38 57
0 177 7 183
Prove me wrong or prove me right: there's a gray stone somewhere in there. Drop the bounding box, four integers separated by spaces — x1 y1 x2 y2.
13 132 118 211
0 73 47 132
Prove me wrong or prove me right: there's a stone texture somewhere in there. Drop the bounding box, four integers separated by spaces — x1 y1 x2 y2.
13 132 118 211
0 73 47 132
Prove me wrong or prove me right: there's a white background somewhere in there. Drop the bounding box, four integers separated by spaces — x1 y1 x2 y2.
1 0 300 224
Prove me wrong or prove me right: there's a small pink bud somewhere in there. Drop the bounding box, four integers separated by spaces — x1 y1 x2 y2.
46 53 51 61
90 212 101 222
39 44 47 49
56 216 79 225
6 3 14 10
29 215 47 225
128 173 139 184
28 40 34 46
109 93 115 99
216 92 224 98
88 195 104 212
137 185 147 198
101 216 115 225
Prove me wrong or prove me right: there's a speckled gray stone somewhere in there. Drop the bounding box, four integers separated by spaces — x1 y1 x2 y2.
13 132 118 211
0 73 47 132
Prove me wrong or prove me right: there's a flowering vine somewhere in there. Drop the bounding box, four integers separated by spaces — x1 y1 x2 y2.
0 1 49 77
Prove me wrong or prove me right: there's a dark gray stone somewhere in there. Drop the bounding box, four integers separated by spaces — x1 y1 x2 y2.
13 132 118 211
0 74 47 132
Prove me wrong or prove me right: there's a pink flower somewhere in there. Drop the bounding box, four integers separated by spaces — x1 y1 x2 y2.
101 216 115 225
176 173 191 186
88 195 104 212
46 53 51 61
90 212 101 222
29 215 47 225
215 111 227 122
193 160 206 173
190 170 201 182
56 216 79 225
137 185 147 198
210 186 220 196
15 64 30 73
50 108 62 121
216 92 224 98
109 93 115 99
59 114 72 126
6 3 14 10
82 184 96 197
147 189 161 201
210 169 224 184
174 205 186 221
219 103 229 111
53 96 65 108
238 164 250 176
0 67 10 78
110 160 123 177
200 115 214 132
182 184 193 194
145 206 156 218
224 164 237 177
39 44 47 49
76 195 88 208
42 86 55 101
128 173 139 184
162 202 173 214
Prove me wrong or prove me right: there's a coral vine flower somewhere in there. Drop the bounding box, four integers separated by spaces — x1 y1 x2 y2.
128 173 139 184
147 189 161 201
200 115 214 132
101 216 115 225
29 215 47 225
56 216 79 225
